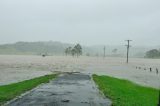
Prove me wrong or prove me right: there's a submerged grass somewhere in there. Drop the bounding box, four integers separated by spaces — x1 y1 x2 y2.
93 74 159 106
0 74 57 105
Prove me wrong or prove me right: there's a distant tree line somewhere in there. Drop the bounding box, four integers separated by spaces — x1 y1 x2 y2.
65 44 82 57
145 49 160 58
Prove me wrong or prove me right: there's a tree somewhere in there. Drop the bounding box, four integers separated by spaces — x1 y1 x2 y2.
145 49 160 58
65 46 72 56
64 44 82 57
68 47 72 55
65 48 69 56
112 49 118 54
74 44 82 57
71 48 76 57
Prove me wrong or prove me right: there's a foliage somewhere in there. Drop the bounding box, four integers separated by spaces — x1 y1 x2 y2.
65 47 72 56
145 49 160 58
65 44 82 57
112 49 118 53
74 44 82 57
93 74 159 106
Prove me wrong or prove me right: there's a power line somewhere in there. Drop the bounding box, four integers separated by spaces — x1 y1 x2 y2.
125 40 132 63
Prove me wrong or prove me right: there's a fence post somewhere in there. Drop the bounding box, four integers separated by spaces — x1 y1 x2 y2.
156 68 158 74
150 68 152 72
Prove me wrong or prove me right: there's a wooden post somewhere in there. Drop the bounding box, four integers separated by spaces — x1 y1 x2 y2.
150 68 152 72
103 46 106 58
156 68 158 74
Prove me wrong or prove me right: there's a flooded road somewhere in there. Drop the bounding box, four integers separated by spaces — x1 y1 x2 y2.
6 73 111 106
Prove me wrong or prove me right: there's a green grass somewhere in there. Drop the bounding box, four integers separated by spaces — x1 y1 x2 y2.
0 74 57 105
93 74 159 106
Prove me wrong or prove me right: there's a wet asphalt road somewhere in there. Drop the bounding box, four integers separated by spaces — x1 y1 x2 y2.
6 73 111 106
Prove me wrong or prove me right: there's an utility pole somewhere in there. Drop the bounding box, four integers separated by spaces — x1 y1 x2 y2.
125 40 132 63
103 46 106 58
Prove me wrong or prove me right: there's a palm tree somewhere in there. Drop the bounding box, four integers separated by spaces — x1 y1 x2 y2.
68 47 72 55
71 48 76 57
65 46 72 56
74 44 82 57
65 44 82 57
65 48 69 56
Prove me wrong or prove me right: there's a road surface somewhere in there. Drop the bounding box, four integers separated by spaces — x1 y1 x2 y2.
6 73 111 106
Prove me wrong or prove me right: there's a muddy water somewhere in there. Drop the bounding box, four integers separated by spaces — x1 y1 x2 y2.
7 73 111 106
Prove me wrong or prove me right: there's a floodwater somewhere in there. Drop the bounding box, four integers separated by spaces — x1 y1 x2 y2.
0 55 160 88
6 73 111 106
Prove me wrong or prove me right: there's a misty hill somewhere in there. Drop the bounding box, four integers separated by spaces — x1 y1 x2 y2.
84 45 150 57
0 41 72 55
0 41 158 57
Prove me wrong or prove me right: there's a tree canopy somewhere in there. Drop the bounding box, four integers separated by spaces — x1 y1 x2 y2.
145 49 160 58
65 44 82 57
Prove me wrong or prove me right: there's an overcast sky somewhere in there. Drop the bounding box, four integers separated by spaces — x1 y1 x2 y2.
0 0 160 46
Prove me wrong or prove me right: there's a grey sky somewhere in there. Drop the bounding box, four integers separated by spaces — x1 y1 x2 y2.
0 0 160 46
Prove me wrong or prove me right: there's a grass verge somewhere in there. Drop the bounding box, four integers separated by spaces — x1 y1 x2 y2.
93 74 159 106
0 74 57 105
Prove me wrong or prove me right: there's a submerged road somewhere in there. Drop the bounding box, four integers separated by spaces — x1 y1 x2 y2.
6 73 111 106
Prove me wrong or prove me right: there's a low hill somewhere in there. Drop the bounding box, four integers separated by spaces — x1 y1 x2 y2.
0 41 72 55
